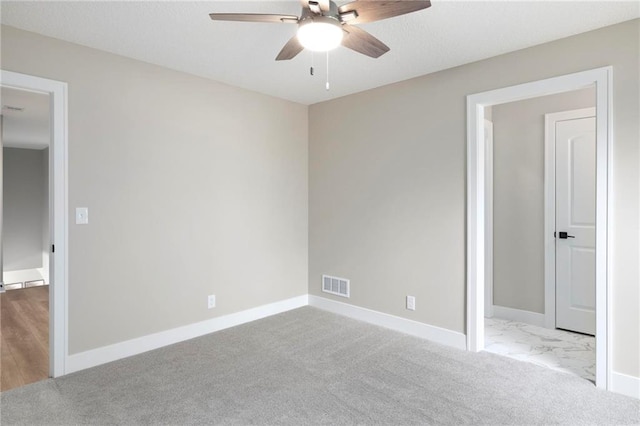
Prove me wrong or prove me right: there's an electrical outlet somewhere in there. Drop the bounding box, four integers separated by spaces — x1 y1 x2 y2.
406 295 416 311
207 294 216 309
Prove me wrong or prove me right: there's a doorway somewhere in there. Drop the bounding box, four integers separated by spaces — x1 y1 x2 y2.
1 70 69 384
1 87 51 389
466 67 612 390
481 90 597 381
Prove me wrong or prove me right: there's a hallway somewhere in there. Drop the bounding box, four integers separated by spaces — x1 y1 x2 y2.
1 285 49 391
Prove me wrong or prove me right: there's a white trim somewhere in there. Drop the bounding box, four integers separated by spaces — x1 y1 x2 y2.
309 295 466 350
544 111 557 330
1 70 69 378
484 119 494 318
491 305 546 328
66 295 308 374
2 268 46 284
543 107 596 330
610 372 640 399
466 66 612 390
601 67 614 392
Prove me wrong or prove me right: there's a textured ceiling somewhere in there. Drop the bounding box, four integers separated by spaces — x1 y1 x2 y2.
1 87 50 149
1 1 638 105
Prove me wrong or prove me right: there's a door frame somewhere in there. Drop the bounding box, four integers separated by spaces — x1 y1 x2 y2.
544 107 597 330
483 119 494 319
466 66 612 390
1 70 69 378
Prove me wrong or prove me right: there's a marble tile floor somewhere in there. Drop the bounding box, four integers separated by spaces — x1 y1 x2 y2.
484 317 595 383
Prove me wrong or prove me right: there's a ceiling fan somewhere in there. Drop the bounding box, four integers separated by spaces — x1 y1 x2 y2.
209 0 432 60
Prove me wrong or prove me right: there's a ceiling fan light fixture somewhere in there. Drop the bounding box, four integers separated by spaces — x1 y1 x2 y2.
297 17 343 52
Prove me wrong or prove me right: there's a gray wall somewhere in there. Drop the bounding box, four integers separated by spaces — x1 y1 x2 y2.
3 147 46 271
309 20 639 377
1 25 309 354
0 117 3 280
491 88 596 314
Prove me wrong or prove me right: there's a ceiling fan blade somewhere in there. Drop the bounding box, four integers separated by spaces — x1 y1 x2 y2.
338 0 431 24
341 25 390 58
209 13 299 24
276 36 305 61
300 0 331 13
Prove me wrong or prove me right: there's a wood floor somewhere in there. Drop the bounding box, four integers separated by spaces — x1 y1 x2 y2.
0 286 49 391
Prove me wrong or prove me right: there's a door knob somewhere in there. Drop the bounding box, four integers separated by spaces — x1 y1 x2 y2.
557 231 575 239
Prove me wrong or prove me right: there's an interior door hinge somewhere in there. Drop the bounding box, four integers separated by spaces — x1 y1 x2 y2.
51 244 55 253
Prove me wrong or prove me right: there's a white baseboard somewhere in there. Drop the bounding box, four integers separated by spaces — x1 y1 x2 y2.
63 292 637 400
66 294 467 374
611 371 640 399
3 268 46 285
308 295 466 350
491 305 546 328
65 294 309 374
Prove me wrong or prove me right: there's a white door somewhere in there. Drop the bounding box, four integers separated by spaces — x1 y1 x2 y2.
555 113 596 335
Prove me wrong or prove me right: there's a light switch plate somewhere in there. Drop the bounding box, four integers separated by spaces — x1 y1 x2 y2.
406 295 416 311
76 207 89 225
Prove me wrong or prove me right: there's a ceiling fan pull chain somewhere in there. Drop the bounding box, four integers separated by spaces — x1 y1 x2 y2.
310 51 314 76
326 51 330 91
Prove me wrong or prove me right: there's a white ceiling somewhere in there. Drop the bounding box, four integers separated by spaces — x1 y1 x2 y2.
1 87 50 150
1 1 638 105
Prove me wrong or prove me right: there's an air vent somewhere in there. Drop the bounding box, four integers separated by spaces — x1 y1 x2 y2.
322 274 350 298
